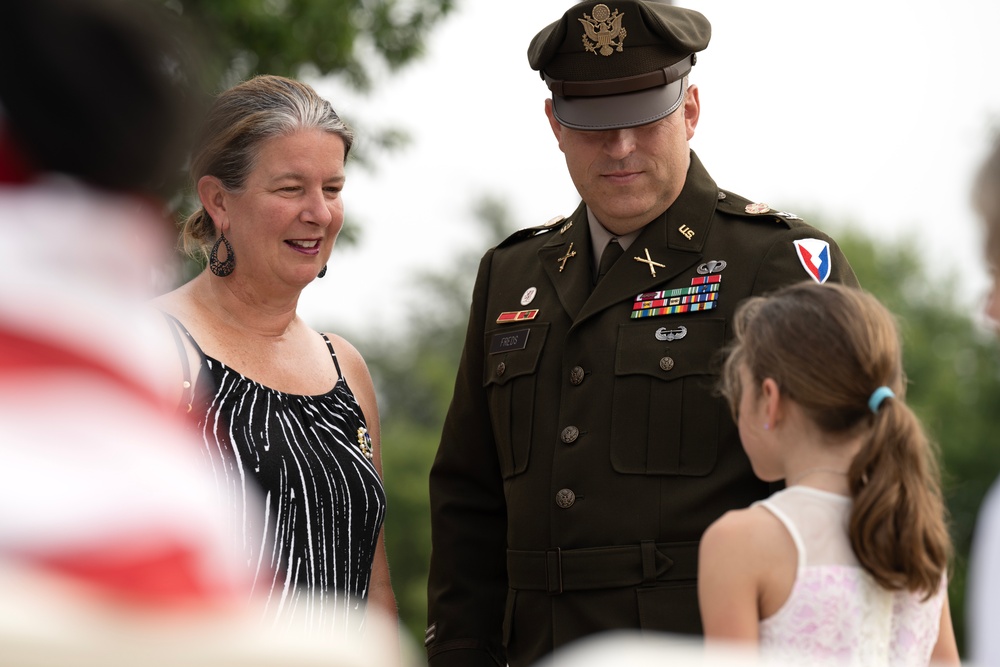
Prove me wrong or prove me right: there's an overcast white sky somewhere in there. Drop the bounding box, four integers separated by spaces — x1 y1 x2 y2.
302 0 1000 334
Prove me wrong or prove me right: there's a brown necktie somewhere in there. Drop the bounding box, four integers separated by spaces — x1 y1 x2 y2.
595 239 624 284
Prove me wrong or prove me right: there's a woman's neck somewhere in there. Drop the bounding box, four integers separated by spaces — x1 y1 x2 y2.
194 271 301 338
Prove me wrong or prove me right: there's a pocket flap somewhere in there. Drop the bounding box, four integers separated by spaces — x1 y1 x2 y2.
615 318 726 380
483 324 550 387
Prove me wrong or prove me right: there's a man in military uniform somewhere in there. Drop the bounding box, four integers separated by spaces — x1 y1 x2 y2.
426 2 858 666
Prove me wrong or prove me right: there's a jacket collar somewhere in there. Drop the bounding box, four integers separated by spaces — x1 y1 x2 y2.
537 151 719 325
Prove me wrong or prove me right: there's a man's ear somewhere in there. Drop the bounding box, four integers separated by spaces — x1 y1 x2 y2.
544 98 564 150
683 83 700 140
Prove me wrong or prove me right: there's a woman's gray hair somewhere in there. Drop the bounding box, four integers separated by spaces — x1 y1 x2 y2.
180 74 353 259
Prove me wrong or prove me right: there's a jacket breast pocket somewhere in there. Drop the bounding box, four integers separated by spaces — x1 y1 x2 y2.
483 323 549 478
610 319 725 476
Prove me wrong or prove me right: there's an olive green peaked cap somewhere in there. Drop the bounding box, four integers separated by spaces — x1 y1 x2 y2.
528 1 710 130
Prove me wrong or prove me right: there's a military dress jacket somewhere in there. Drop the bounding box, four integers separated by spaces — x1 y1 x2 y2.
426 152 859 667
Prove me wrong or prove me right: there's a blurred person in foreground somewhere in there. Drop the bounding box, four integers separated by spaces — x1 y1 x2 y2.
425 2 858 665
700 282 958 665
0 2 401 665
968 138 1000 666
155 74 398 638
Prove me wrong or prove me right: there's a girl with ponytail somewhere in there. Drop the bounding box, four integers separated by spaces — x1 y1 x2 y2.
698 281 958 665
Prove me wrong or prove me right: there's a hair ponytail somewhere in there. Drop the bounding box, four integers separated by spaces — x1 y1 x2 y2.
848 398 951 598
721 282 952 599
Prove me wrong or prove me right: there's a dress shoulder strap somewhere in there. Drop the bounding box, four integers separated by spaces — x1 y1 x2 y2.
160 312 205 413
319 333 342 377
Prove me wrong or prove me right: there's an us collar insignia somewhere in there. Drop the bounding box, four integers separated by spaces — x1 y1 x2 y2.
632 274 721 319
357 426 374 460
497 309 539 324
580 4 626 57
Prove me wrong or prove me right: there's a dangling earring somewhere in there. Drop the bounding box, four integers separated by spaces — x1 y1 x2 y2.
209 231 235 277
317 265 328 279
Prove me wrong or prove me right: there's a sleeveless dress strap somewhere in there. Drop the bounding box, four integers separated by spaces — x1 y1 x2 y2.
319 333 342 376
160 312 206 413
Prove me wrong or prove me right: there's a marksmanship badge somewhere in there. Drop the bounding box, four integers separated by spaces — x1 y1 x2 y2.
580 4 626 56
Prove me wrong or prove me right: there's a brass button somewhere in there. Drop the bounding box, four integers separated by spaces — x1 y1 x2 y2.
555 488 576 509
569 366 585 385
560 426 580 444
659 357 675 372
496 362 506 376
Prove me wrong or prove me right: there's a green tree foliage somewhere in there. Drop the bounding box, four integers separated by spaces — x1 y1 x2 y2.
173 0 455 91
351 208 1000 655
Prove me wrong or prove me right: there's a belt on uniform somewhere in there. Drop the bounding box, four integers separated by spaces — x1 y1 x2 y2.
506 540 699 595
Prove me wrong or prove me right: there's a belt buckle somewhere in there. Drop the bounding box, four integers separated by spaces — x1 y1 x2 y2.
544 547 563 595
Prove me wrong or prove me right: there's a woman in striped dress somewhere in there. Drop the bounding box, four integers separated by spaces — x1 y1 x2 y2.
156 75 396 635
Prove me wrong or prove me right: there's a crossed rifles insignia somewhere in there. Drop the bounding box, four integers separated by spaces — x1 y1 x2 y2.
580 4 626 57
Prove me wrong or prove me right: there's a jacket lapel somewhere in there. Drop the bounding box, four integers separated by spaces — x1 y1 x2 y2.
538 203 593 321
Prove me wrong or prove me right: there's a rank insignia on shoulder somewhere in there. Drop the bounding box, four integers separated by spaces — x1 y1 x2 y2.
632 275 720 319
793 238 832 284
745 203 770 215
773 210 803 221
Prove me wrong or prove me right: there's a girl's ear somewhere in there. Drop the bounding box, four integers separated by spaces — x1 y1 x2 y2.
761 377 783 428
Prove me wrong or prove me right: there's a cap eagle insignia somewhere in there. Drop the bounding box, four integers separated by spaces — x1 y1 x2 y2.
580 4 626 56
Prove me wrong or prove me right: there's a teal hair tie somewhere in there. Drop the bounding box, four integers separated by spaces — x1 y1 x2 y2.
868 386 895 414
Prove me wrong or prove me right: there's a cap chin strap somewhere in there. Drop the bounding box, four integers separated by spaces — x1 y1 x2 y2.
543 54 694 98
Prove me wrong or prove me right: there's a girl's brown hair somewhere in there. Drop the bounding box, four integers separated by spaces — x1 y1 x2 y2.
719 282 951 598
180 74 354 260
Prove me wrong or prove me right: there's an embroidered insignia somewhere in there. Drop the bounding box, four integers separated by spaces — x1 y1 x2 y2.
357 426 373 460
745 203 770 215
633 247 665 277
697 260 727 275
632 275 721 319
580 4 626 57
497 309 539 324
655 325 687 341
521 287 537 306
793 238 832 284
557 242 577 272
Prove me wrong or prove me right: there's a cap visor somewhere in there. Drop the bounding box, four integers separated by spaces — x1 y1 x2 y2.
552 79 684 131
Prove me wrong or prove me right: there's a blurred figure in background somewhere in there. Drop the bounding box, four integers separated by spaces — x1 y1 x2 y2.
155 74 398 637
968 139 1000 666
0 1 403 664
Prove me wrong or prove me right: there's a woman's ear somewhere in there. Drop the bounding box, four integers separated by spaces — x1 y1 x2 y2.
197 175 229 232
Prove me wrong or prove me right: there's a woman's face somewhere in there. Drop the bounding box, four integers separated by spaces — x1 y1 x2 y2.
222 127 346 289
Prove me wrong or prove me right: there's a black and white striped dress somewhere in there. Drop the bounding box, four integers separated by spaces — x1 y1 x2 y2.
172 322 386 632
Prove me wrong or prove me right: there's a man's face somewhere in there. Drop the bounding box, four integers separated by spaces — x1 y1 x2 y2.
545 84 700 235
